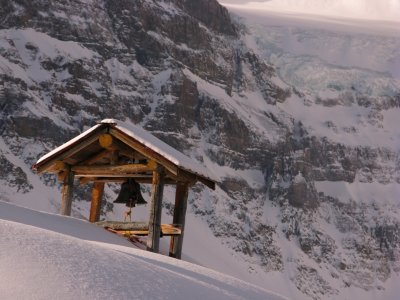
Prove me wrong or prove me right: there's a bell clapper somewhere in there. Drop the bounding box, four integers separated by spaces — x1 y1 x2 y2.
124 207 132 222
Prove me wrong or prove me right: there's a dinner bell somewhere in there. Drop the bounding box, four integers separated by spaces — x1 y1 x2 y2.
114 178 147 207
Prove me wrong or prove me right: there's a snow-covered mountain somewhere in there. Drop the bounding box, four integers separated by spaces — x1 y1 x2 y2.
1 0 399 299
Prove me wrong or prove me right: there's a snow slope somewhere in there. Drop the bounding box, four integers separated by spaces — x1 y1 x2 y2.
0 200 286 300
223 1 400 81
221 0 400 22
221 0 400 151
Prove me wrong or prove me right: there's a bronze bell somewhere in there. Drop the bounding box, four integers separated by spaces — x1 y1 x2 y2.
114 178 147 207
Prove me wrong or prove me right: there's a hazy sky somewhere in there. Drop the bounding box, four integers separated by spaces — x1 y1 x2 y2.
219 0 400 22
220 0 268 3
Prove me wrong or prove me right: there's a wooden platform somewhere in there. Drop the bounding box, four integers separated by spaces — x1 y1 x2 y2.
96 221 182 236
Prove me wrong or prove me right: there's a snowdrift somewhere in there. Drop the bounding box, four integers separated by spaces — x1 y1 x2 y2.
0 201 286 300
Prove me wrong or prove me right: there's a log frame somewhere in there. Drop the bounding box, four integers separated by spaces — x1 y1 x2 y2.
89 182 105 222
71 161 157 175
33 121 217 257
146 166 165 252
79 177 177 185
109 128 179 176
169 182 189 259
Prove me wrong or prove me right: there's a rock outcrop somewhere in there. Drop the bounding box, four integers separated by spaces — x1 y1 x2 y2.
0 0 399 299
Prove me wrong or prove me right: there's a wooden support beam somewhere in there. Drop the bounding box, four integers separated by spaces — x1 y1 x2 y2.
78 176 177 185
169 182 189 259
72 161 157 175
57 170 67 182
110 150 119 165
79 177 96 185
133 177 177 185
198 176 216 190
176 169 216 190
99 134 132 155
146 167 165 253
96 135 139 162
89 182 104 222
77 174 153 179
77 166 179 185
60 165 74 216
78 149 110 166
103 139 142 161
45 161 66 173
175 169 197 186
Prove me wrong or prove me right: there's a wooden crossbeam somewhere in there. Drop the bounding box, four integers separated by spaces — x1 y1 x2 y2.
76 174 153 178
45 161 66 173
79 177 96 185
79 177 178 185
78 149 110 166
71 161 157 175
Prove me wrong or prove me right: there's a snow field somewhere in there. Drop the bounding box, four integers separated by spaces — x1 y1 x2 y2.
0 201 286 300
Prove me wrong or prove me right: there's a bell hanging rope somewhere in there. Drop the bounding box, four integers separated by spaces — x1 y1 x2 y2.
114 178 147 208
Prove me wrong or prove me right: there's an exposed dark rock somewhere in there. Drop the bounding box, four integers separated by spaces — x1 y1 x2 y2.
0 0 399 299
0 155 32 193
175 0 238 37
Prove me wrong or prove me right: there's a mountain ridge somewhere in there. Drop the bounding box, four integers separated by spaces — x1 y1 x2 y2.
0 0 399 299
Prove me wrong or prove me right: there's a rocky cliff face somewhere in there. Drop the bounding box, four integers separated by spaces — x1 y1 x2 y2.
1 0 399 299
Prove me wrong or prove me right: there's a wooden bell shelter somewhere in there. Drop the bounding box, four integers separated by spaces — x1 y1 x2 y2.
32 119 216 259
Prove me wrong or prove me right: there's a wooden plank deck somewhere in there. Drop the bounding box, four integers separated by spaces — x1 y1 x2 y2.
96 221 181 236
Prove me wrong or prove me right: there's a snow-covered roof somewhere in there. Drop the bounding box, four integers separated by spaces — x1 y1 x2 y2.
109 119 216 182
34 119 217 187
35 124 103 166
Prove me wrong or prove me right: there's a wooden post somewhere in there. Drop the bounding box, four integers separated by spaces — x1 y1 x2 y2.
110 150 119 165
169 182 189 259
60 165 74 216
146 167 165 253
89 182 105 222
